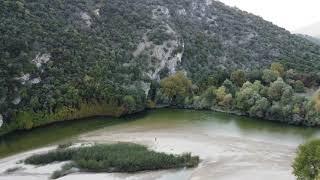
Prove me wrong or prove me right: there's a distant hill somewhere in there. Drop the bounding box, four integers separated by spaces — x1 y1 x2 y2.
297 34 320 46
295 22 320 38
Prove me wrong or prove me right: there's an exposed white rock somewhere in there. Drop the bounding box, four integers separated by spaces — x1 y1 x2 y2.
14 73 30 85
30 77 41 84
269 49 281 57
167 52 183 73
80 12 92 27
12 96 21 105
205 0 212 6
191 1 207 18
152 6 170 19
177 8 187 16
207 15 218 24
94 9 100 16
133 24 184 80
140 82 151 96
133 34 152 57
32 53 51 68
0 114 3 128
238 32 257 44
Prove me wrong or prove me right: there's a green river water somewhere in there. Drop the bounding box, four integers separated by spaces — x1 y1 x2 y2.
1 109 320 159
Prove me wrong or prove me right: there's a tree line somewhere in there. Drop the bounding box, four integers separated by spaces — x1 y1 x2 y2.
157 63 320 126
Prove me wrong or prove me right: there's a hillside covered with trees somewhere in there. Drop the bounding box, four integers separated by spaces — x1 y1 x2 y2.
1 0 320 135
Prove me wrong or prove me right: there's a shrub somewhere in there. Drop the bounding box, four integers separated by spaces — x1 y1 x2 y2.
262 69 278 84
25 149 75 165
313 90 320 112
4 167 22 174
292 139 320 180
230 70 246 87
51 163 77 179
25 143 199 176
271 62 285 77
160 72 193 104
293 80 305 93
57 142 73 149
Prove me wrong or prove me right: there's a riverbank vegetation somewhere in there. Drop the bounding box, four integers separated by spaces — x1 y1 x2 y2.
292 139 320 180
155 63 320 126
25 143 199 179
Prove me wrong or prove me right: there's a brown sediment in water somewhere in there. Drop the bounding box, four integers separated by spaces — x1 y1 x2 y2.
1 109 316 180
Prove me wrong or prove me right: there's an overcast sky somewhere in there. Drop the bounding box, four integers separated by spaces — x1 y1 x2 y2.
218 0 320 32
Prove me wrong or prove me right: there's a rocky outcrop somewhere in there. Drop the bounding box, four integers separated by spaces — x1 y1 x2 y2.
0 114 3 128
32 53 51 68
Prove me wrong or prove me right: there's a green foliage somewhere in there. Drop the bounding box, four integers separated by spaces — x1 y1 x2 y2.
0 0 148 134
314 90 320 113
271 62 285 77
199 86 217 108
236 81 263 111
222 79 237 96
57 142 73 149
25 143 199 174
230 70 246 87
25 149 75 165
216 86 227 103
219 94 233 107
249 97 270 118
51 163 76 179
268 78 292 101
293 80 305 93
3 102 126 133
160 72 193 104
4 166 22 174
123 95 136 113
292 139 320 180
1 0 320 135
262 69 278 84
15 111 34 129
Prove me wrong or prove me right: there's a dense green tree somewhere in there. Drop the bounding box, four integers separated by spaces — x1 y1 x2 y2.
123 95 136 113
249 97 270 118
230 70 246 87
313 90 320 113
247 69 263 82
292 139 320 180
219 94 233 107
236 81 262 111
293 80 305 93
271 62 285 77
160 72 193 104
222 79 237 96
268 78 292 101
216 86 227 103
262 69 278 84
201 86 217 106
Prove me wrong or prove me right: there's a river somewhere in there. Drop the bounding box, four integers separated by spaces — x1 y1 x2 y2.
1 109 320 179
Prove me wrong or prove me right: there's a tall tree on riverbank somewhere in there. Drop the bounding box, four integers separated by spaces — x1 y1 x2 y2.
313 90 320 112
160 72 193 105
292 139 320 180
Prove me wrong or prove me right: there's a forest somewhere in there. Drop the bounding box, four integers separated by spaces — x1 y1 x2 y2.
157 63 320 126
1 0 320 135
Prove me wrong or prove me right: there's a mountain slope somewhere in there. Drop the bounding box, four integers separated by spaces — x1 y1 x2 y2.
1 0 320 132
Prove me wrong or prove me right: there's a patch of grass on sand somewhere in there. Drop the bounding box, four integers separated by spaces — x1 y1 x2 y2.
25 143 199 179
